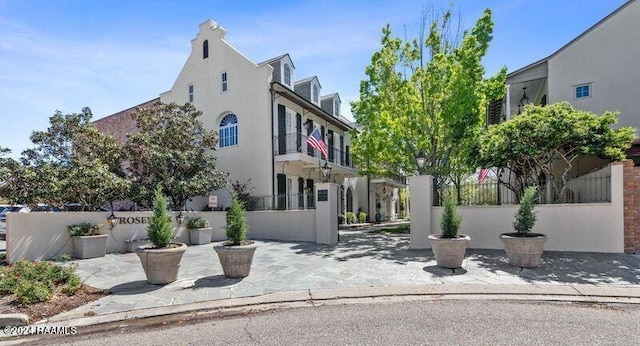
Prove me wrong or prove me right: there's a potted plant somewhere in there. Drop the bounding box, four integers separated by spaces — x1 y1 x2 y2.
213 195 256 278
186 216 212 245
358 211 367 224
68 222 108 259
428 196 470 268
345 212 356 224
375 202 382 223
135 187 187 284
500 186 547 268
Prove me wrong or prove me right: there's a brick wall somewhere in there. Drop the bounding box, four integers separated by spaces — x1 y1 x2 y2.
92 98 159 145
623 159 640 253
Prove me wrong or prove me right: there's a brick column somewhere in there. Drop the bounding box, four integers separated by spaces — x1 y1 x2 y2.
623 160 640 253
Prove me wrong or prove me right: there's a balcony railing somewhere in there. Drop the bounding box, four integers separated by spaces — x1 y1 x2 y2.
274 133 353 168
433 174 611 206
246 193 316 211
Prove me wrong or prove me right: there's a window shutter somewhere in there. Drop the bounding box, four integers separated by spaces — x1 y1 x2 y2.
306 179 315 209
340 136 344 166
277 174 286 210
328 130 334 162
278 105 286 154
486 99 502 125
296 113 302 153
306 120 314 155
298 177 304 208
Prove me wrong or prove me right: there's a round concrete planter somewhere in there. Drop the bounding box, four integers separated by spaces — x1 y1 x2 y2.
136 242 187 285
500 233 547 268
189 227 212 245
213 242 257 278
428 234 470 269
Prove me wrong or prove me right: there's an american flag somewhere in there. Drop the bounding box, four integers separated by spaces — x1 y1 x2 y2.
306 128 328 158
478 168 490 185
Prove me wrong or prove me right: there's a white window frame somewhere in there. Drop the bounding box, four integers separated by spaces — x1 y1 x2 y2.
188 84 194 103
574 83 591 100
219 113 238 148
334 99 340 116
221 72 228 92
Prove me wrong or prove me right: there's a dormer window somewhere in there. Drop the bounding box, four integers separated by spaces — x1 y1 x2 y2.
312 84 319 104
334 99 340 116
284 64 291 86
203 40 209 59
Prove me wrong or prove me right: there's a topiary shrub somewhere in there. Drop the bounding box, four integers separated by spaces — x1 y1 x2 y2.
439 196 462 238
226 196 249 245
358 212 367 224
514 186 537 235
147 186 173 248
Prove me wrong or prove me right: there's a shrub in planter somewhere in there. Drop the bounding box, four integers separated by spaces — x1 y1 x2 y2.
428 196 469 268
345 212 356 224
135 187 187 284
68 222 108 259
214 196 256 278
186 216 212 245
500 186 547 268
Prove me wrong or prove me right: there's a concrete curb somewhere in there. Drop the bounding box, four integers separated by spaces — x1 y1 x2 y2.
2 283 640 344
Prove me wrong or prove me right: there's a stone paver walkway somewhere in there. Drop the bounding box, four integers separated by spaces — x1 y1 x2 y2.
55 229 640 320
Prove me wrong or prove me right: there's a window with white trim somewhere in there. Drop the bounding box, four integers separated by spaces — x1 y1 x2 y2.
219 113 238 147
312 83 319 103
575 83 591 99
334 99 340 116
221 72 228 92
188 84 194 103
284 64 291 86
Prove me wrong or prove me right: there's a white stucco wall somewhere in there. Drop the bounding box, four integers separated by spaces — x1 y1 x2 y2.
161 21 274 196
245 210 316 242
430 164 624 253
548 1 640 131
6 211 228 263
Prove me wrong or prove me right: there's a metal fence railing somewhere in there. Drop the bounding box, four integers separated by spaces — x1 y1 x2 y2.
433 174 611 206
246 193 316 211
273 133 353 168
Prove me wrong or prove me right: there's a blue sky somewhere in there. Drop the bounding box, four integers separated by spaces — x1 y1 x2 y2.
0 0 628 157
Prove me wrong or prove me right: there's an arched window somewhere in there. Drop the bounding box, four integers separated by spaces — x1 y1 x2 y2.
203 40 209 59
219 113 238 147
284 64 291 86
312 84 319 103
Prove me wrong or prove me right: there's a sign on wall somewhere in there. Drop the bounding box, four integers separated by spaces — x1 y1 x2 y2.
317 189 328 202
208 195 218 208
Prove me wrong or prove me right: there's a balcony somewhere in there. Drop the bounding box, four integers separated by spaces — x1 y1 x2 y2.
274 133 353 168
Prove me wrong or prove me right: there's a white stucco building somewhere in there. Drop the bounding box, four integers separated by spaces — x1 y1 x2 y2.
97 19 405 219
490 0 639 131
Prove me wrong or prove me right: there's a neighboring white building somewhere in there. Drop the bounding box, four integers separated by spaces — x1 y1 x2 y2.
490 0 639 131
98 19 405 219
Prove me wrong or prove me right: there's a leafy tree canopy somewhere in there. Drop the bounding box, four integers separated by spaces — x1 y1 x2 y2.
0 108 129 209
475 102 635 199
125 102 228 210
351 6 506 187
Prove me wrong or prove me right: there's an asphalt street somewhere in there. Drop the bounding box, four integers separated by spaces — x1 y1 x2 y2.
26 298 640 346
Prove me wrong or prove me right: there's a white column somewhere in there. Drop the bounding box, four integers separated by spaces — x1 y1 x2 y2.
409 175 433 249
315 183 338 245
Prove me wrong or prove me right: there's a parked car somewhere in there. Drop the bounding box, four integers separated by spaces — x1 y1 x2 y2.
31 204 61 212
0 205 30 240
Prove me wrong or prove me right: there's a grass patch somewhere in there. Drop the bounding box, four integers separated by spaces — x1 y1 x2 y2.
370 224 410 234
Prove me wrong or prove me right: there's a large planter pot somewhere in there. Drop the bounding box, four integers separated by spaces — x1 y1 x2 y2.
213 242 257 278
428 234 470 269
136 242 187 284
189 227 212 245
72 234 108 259
500 233 547 268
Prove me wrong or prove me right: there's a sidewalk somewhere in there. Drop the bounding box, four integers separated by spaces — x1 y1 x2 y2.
43 228 640 324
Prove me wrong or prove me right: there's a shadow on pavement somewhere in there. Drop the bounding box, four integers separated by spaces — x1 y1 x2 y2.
109 280 164 295
423 265 468 276
187 275 241 289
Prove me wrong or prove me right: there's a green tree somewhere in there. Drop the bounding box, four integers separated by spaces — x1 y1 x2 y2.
226 196 249 245
514 186 537 234
475 102 635 200
351 6 506 191
439 196 462 238
125 102 228 210
0 108 129 209
147 186 173 248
